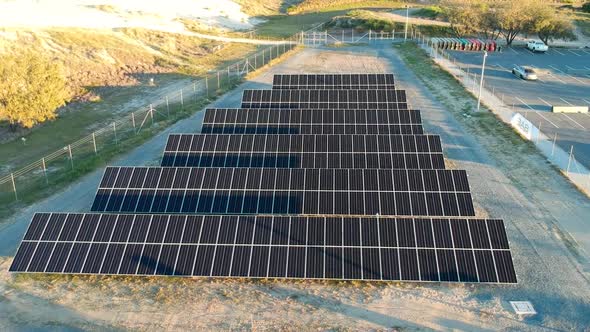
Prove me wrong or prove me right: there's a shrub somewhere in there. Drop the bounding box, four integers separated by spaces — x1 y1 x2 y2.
0 51 71 129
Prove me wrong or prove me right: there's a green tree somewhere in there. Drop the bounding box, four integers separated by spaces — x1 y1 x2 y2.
533 15 576 45
0 51 71 129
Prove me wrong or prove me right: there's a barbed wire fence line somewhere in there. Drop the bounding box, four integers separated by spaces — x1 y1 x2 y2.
0 35 300 208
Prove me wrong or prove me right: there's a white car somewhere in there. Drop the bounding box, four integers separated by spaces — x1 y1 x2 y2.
527 40 548 53
512 65 538 81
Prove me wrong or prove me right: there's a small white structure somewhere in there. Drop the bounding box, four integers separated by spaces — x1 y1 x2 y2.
510 301 537 316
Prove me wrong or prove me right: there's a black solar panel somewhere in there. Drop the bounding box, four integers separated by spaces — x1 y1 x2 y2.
241 90 408 109
202 109 423 135
10 213 517 283
272 74 395 90
9 72 516 284
161 134 445 169
91 167 475 216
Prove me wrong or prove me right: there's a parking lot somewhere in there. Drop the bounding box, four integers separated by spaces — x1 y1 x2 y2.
449 46 590 169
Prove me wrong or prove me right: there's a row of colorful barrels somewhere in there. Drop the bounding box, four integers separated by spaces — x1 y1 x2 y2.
431 38 499 52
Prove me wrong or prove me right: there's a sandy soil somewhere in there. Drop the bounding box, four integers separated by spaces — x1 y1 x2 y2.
1 43 590 330
0 0 258 31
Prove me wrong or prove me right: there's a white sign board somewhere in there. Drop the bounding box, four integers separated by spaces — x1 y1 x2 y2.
510 113 535 141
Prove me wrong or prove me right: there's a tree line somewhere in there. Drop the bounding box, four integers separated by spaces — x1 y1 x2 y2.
442 0 576 45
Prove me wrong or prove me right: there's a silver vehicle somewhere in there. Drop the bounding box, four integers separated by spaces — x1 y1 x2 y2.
512 65 538 81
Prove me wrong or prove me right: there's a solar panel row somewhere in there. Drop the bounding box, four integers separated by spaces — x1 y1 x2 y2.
161 134 445 169
11 213 516 283
241 89 408 109
203 108 421 125
91 168 475 216
272 74 395 89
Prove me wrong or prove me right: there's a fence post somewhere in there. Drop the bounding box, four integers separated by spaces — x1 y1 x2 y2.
193 83 197 103
42 157 48 184
131 112 136 131
166 96 170 117
217 71 220 90
149 104 154 124
567 146 574 174
369 29 371 41
205 77 209 97
113 122 118 144
11 173 17 201
537 122 541 143
92 132 97 154
551 133 558 157
254 52 257 68
68 144 73 169
180 89 184 109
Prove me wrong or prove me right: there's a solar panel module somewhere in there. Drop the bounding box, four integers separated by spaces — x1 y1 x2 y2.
91 167 475 216
161 134 446 169
10 213 517 283
241 89 408 109
272 74 395 90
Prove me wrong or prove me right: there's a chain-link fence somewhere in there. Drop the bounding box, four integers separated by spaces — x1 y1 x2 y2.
0 37 299 210
411 30 590 194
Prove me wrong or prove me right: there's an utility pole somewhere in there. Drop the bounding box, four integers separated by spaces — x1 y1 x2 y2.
404 5 409 41
477 51 488 112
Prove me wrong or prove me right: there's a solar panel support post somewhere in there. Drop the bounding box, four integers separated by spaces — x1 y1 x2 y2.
41 157 48 184
10 173 17 201
92 132 97 154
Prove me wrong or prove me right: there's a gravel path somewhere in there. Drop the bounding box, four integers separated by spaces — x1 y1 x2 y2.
1 42 589 330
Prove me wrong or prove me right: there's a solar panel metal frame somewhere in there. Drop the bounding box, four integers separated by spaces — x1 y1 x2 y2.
91 167 475 216
10 213 517 284
241 89 408 109
161 134 446 169
272 74 395 90
202 109 423 135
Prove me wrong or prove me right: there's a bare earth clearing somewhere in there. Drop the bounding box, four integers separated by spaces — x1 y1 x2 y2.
1 43 589 330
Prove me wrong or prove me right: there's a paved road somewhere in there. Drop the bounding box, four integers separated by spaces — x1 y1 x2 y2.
449 47 590 169
2 42 590 330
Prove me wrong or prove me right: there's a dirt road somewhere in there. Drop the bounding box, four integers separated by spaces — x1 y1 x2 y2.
1 42 589 330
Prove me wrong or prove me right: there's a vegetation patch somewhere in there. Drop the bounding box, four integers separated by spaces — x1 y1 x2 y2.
412 5 444 20
287 0 403 14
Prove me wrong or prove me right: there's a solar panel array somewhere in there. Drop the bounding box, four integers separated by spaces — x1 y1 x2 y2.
10 73 517 284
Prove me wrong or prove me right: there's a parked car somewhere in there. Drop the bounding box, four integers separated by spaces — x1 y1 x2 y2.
526 40 548 53
512 65 538 80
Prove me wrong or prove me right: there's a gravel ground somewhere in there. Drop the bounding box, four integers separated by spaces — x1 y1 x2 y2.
1 42 589 331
